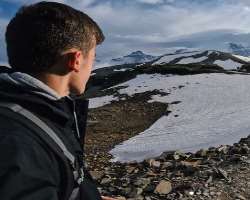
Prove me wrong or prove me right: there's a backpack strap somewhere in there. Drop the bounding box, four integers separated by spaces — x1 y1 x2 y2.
0 102 84 200
0 102 76 164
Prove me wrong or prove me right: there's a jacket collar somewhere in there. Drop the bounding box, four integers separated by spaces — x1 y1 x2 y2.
0 71 62 100
0 66 89 128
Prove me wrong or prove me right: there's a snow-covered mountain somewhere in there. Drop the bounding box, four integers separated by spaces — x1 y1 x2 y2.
111 51 158 64
88 50 250 102
89 50 250 105
152 50 250 70
94 48 250 71
94 51 159 69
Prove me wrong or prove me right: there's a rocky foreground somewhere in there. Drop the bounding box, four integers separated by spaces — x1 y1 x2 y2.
88 136 250 200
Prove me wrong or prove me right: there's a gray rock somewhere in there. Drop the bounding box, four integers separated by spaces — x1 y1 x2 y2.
196 149 208 157
127 166 136 174
217 145 229 154
108 187 116 193
101 176 112 185
154 180 172 194
217 168 231 182
134 195 144 200
89 170 104 180
173 151 189 160
116 197 127 200
235 194 246 200
162 162 173 168
121 187 132 196
134 178 151 189
143 183 155 193
149 159 161 168
136 188 143 195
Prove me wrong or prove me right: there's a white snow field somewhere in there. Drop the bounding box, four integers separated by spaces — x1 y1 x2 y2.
214 59 243 70
104 73 250 162
113 68 129 72
177 56 208 64
89 95 119 109
233 54 250 63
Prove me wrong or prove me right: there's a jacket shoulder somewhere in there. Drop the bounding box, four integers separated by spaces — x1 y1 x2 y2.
0 114 65 199
0 113 61 181
0 112 73 200
0 114 60 177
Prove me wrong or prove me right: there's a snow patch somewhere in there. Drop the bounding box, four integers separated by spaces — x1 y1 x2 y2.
177 56 208 64
233 54 250 63
152 51 200 65
207 50 219 56
94 62 112 69
89 95 118 109
110 73 250 162
114 68 128 72
214 59 243 70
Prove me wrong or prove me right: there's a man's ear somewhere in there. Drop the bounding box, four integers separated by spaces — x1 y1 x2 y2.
67 51 81 72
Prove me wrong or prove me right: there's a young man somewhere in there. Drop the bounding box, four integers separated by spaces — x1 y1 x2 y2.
0 1 116 200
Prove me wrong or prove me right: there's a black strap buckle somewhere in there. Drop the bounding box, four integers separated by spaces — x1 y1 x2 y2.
73 154 85 185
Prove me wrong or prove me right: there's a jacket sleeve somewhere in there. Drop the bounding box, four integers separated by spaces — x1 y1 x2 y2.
0 132 61 200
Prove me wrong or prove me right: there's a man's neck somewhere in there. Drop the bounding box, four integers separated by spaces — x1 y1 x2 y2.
31 73 70 97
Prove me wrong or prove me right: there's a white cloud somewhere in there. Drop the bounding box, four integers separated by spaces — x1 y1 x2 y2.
2 0 95 7
1 0 250 61
136 0 164 4
89 1 250 51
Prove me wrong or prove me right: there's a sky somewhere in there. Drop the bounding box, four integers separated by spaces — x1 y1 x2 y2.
1 0 250 65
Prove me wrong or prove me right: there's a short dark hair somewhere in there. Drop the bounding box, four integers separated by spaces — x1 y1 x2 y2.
5 1 105 73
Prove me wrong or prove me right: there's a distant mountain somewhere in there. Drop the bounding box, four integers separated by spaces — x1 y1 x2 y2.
86 49 250 104
228 43 250 57
152 50 250 70
94 49 197 69
94 48 250 71
110 51 158 65
94 51 159 69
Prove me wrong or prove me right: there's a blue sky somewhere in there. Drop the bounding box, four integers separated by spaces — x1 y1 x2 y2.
1 0 250 64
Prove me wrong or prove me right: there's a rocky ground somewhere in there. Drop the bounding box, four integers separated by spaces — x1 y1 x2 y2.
90 139 250 200
84 95 250 200
84 68 250 200
85 91 168 170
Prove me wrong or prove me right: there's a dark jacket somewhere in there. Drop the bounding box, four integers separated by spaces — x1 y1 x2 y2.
0 66 90 200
